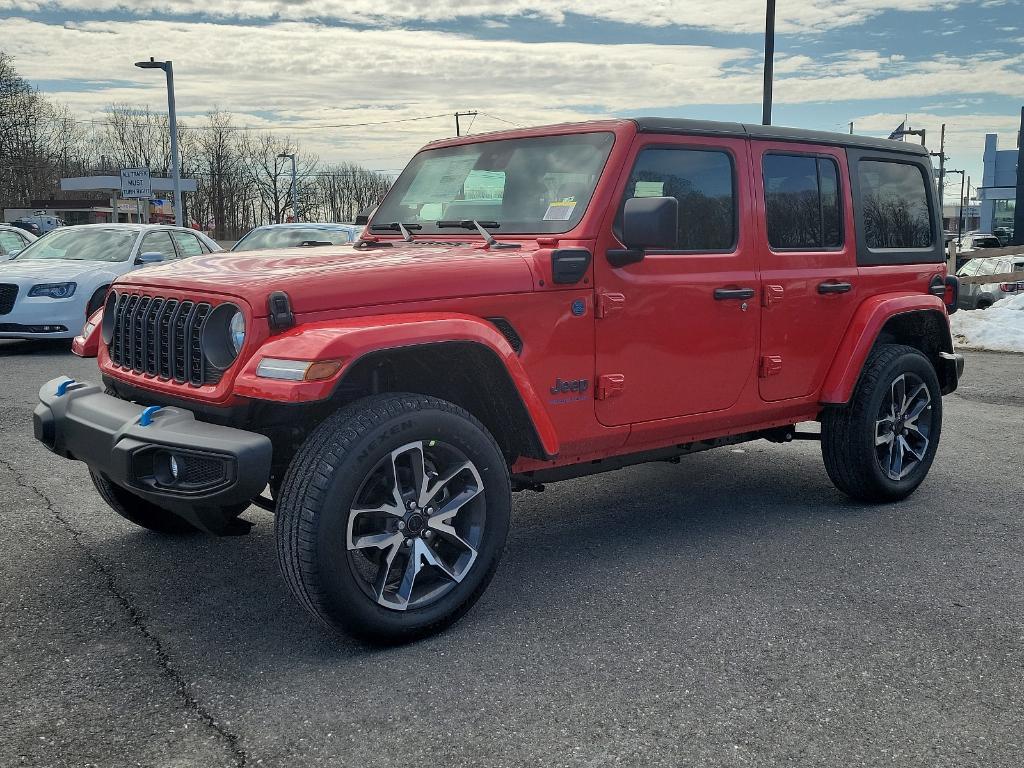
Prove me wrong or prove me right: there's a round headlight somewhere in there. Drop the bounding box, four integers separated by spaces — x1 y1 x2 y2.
202 303 245 370
229 311 245 355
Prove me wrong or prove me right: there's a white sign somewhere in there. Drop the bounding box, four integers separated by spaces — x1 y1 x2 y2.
120 167 152 199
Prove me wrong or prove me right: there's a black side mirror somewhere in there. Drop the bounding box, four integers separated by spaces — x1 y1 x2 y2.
135 251 165 265
354 205 377 225
608 196 678 268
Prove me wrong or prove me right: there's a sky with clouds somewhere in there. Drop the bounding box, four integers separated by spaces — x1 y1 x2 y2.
0 0 1021 196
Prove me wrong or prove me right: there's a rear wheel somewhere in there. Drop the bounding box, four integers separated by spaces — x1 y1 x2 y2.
276 393 510 643
821 344 942 502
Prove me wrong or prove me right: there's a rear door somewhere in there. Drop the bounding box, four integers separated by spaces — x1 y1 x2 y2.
753 142 859 401
593 134 759 426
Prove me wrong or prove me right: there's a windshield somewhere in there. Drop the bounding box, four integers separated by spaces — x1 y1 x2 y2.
232 227 354 251
372 132 615 235
14 228 137 262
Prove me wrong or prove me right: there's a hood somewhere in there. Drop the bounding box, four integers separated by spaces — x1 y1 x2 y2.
117 242 537 316
0 258 122 283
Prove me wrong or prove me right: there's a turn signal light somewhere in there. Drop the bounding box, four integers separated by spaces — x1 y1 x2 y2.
256 357 345 381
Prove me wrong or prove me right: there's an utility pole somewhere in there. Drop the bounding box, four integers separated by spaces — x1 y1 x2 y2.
935 123 946 212
849 121 854 135
455 111 478 137
277 152 299 222
762 0 776 125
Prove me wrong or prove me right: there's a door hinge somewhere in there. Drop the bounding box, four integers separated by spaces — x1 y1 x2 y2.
596 374 625 399
596 292 625 318
763 284 784 307
759 355 783 378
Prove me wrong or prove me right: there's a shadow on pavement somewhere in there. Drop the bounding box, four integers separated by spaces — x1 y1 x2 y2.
0 338 74 356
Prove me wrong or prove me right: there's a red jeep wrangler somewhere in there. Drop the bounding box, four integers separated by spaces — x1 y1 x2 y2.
35 118 963 642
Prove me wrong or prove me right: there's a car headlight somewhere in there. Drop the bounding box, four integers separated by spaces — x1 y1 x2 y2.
29 282 77 299
229 311 245 356
201 303 245 370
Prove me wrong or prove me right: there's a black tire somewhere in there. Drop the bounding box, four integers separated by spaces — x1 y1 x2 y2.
86 286 109 317
976 300 992 310
821 344 942 502
90 470 198 533
276 393 511 643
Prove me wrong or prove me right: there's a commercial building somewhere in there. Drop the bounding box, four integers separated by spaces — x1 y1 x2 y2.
977 133 1018 236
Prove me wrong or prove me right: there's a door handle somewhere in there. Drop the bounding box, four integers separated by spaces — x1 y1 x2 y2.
714 287 755 300
817 281 852 294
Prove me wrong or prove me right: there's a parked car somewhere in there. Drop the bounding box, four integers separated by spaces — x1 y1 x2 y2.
0 224 220 340
993 227 1014 246
231 222 361 251
35 118 963 642
956 255 1024 310
0 224 36 259
14 214 64 235
10 220 42 237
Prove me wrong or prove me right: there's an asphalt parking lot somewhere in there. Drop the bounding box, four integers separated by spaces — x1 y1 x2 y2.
1 341 1022 768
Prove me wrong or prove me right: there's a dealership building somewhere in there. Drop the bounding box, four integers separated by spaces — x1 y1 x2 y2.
977 133 1018 236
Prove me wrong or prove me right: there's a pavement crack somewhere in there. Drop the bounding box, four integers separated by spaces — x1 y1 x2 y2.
0 455 248 768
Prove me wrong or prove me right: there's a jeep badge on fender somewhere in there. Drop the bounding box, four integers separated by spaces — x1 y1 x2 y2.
35 117 963 643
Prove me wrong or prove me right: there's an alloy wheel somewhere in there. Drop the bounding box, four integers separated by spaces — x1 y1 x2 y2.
346 440 485 611
874 372 933 481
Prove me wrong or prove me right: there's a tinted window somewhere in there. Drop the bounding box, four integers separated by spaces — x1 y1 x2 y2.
763 154 842 249
620 148 735 250
140 231 177 260
171 231 205 257
857 160 933 249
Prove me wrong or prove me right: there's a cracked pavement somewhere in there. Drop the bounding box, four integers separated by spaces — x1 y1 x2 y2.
1 340 1022 767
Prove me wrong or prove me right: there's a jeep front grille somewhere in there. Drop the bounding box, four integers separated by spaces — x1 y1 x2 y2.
107 291 221 386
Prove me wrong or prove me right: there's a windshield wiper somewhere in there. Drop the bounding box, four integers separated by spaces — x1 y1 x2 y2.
369 222 421 242
436 220 519 249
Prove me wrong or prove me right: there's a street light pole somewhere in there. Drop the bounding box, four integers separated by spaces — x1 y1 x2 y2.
278 152 299 223
135 57 182 226
762 0 776 126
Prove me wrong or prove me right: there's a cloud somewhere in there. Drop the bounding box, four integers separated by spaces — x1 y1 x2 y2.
1 15 1020 178
0 0 982 34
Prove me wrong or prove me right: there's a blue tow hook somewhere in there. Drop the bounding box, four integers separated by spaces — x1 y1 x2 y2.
138 406 163 427
55 378 77 397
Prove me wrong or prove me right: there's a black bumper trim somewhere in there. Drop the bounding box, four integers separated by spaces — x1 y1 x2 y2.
34 377 272 526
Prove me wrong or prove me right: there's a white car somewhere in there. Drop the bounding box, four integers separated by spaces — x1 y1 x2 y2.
0 224 221 340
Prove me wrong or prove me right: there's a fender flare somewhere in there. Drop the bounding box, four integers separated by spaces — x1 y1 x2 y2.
820 293 951 404
233 312 559 456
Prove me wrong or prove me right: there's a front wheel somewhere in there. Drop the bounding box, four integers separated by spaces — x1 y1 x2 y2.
275 393 511 643
821 344 942 502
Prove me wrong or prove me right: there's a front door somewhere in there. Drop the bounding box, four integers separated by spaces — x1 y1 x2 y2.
752 142 859 401
594 135 759 427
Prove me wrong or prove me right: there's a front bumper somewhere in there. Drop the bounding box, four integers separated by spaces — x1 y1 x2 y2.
34 377 272 532
0 295 83 339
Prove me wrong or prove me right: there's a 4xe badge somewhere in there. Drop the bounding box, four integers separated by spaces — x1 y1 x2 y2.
549 377 589 404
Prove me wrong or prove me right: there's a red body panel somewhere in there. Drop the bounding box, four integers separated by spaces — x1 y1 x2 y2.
72 308 102 357
95 118 954 475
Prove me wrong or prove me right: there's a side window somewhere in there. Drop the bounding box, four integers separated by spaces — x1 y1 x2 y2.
0 231 25 254
619 147 736 251
171 231 205 258
958 260 980 277
978 260 998 276
857 160 933 249
139 231 177 260
763 153 842 249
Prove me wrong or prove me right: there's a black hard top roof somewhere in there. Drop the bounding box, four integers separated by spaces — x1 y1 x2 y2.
632 117 929 156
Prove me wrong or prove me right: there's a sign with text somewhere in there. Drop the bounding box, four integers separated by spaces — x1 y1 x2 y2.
120 167 152 199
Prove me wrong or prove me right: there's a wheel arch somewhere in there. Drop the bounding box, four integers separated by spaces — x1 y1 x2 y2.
821 294 958 404
334 340 556 462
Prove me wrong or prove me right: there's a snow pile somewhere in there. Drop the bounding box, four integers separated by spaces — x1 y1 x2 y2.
951 294 1024 352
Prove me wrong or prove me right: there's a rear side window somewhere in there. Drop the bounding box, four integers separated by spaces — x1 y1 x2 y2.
619 147 736 251
857 160 933 249
763 154 842 249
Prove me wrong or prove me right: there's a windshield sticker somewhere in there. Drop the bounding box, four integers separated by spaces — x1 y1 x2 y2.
401 155 478 205
543 200 577 221
633 181 665 198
